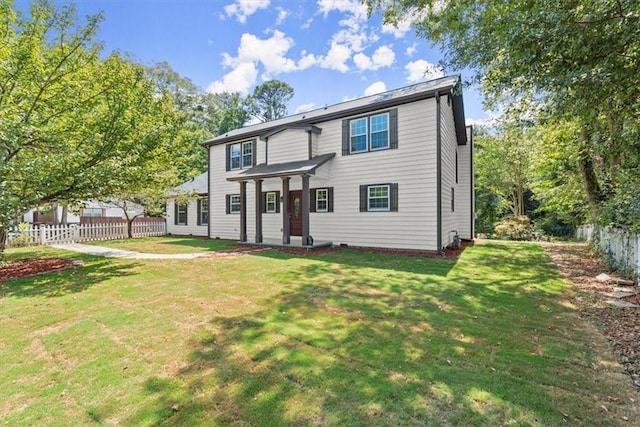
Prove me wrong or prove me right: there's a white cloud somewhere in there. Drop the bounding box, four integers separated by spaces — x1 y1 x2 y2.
364 81 387 96
382 17 413 38
207 30 317 94
301 18 313 29
342 95 357 102
294 103 316 114
318 42 351 72
207 62 258 94
275 7 288 25
405 59 445 83
353 45 396 71
223 0 270 24
405 43 417 57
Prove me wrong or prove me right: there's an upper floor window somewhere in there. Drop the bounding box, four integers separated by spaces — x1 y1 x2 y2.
226 140 255 171
342 109 398 156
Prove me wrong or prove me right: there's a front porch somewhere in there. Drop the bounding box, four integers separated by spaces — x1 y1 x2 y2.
227 153 335 247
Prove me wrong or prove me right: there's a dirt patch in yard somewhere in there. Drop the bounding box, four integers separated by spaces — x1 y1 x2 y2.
0 258 77 282
544 243 640 389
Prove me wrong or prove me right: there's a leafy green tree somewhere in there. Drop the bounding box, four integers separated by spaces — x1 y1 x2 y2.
248 80 294 123
367 0 640 224
0 1 183 255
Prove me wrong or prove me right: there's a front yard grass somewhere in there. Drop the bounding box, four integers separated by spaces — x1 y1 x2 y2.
1 241 637 425
85 235 237 254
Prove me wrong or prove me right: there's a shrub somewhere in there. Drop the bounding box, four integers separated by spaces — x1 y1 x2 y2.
494 216 534 240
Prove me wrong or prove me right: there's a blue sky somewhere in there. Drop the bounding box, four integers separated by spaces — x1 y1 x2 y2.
24 0 489 124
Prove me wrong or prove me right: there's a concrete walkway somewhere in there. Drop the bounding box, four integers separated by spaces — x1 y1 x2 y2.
52 243 211 260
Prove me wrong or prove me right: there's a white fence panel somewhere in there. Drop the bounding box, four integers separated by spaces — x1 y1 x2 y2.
577 225 640 279
6 221 167 247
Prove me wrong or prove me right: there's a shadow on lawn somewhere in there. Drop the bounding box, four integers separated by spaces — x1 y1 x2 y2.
0 255 139 298
127 243 622 425
161 236 237 252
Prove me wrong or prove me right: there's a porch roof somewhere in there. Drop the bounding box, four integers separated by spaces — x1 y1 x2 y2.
227 152 335 182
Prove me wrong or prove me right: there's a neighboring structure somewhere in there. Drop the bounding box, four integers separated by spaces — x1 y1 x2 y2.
201 75 474 252
166 171 209 237
22 201 144 224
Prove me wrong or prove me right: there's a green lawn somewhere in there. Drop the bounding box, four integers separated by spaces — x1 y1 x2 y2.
85 235 238 254
1 240 637 425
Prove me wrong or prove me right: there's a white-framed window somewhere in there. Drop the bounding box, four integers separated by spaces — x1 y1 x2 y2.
360 183 398 212
265 192 277 213
82 208 103 217
367 185 390 211
229 194 241 214
316 188 328 212
350 117 368 153
176 203 187 225
349 113 389 153
198 197 208 225
370 113 389 150
228 141 253 170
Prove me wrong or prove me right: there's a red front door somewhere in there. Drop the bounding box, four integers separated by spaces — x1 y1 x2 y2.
289 190 302 236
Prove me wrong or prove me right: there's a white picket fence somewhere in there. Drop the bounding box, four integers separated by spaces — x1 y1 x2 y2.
6 222 166 247
577 225 640 279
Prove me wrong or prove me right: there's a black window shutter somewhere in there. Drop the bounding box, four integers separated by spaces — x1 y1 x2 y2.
184 204 188 225
389 108 398 149
174 202 178 225
342 119 350 156
261 192 267 213
275 191 281 213
310 188 316 212
225 145 231 171
225 195 231 214
197 200 202 225
359 185 368 212
391 183 399 212
252 139 257 166
328 187 334 212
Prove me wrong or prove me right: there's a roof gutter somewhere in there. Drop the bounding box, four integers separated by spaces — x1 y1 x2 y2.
436 93 443 254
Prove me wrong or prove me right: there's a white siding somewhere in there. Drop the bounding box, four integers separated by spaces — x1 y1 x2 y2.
166 198 208 237
209 99 441 250
439 96 473 247
267 129 308 164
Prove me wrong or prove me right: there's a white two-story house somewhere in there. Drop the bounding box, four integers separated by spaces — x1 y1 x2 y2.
200 75 473 252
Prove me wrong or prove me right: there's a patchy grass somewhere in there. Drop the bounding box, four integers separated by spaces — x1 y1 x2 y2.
0 241 637 425
85 236 238 254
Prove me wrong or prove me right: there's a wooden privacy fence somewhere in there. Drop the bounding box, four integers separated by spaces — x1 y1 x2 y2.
577 225 640 279
6 221 166 247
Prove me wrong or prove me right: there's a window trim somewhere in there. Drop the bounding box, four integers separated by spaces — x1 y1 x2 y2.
359 183 398 212
227 140 255 171
342 109 397 156
226 194 241 214
367 185 390 212
265 191 277 213
349 117 368 153
315 188 329 212
176 202 188 225
369 112 390 151
197 196 209 226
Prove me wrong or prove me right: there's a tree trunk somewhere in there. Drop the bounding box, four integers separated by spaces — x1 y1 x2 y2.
51 203 59 225
0 228 7 261
578 127 604 222
61 205 68 225
127 218 133 238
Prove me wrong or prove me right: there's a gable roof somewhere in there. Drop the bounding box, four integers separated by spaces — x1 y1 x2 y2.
227 152 336 181
173 171 208 195
202 75 466 147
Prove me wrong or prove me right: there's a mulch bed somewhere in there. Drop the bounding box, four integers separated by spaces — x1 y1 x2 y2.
0 258 77 282
544 243 640 389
